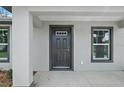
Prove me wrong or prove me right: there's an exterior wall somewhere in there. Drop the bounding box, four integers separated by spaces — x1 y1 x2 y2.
12 7 33 86
33 21 124 71
9 6 124 86
33 22 49 71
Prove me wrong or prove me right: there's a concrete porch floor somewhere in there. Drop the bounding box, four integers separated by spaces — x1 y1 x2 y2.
33 71 124 87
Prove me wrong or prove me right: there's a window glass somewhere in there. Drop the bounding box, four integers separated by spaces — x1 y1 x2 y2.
93 31 109 43
0 27 9 61
0 29 8 43
93 45 108 59
92 27 112 61
0 45 8 59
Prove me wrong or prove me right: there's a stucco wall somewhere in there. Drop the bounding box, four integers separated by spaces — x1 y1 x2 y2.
33 22 49 71
11 6 124 86
12 7 33 86
33 21 124 71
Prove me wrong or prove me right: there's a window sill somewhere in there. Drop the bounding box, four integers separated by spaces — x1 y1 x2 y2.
91 59 113 63
0 60 9 63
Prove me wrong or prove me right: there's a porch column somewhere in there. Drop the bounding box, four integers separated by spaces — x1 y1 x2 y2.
12 7 33 86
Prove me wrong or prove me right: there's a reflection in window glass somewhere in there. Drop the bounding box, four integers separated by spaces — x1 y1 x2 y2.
93 45 108 59
92 28 111 61
0 45 8 59
0 29 8 43
0 27 9 61
93 31 109 43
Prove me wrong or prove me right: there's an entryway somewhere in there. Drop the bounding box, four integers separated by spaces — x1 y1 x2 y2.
33 71 124 87
49 25 73 71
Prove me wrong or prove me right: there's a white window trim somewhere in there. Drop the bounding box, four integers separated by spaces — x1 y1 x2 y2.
0 58 8 60
0 43 8 45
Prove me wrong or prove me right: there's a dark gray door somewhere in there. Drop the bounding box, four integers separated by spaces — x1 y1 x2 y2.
50 25 73 70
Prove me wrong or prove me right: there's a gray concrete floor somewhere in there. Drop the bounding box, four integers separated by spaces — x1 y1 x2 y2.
33 71 124 87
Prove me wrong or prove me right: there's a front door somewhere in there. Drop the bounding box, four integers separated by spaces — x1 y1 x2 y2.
50 25 73 70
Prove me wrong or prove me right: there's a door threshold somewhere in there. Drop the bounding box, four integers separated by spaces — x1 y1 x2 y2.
53 66 70 69
50 68 73 71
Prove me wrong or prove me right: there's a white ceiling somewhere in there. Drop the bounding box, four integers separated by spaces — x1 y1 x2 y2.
31 6 124 21
38 15 123 21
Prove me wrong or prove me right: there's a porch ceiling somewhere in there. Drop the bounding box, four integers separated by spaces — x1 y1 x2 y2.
31 6 124 21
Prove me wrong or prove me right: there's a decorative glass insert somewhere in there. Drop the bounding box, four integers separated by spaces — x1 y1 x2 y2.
55 31 68 36
92 27 112 61
0 27 9 61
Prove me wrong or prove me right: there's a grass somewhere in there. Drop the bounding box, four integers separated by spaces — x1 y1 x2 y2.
0 52 8 58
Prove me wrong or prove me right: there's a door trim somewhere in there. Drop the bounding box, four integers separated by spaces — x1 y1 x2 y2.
49 25 74 71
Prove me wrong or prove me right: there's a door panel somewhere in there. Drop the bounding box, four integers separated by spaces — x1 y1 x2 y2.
50 25 73 70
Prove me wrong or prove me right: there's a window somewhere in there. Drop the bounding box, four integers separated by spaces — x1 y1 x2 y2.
0 26 9 62
91 27 113 62
56 31 68 36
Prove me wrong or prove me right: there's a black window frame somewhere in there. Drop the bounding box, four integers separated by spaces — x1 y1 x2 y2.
91 26 113 63
0 25 10 63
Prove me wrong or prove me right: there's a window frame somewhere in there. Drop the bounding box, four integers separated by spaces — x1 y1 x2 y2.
0 25 10 63
91 26 113 63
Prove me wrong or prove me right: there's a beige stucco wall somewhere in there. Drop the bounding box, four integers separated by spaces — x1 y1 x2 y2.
33 21 124 71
